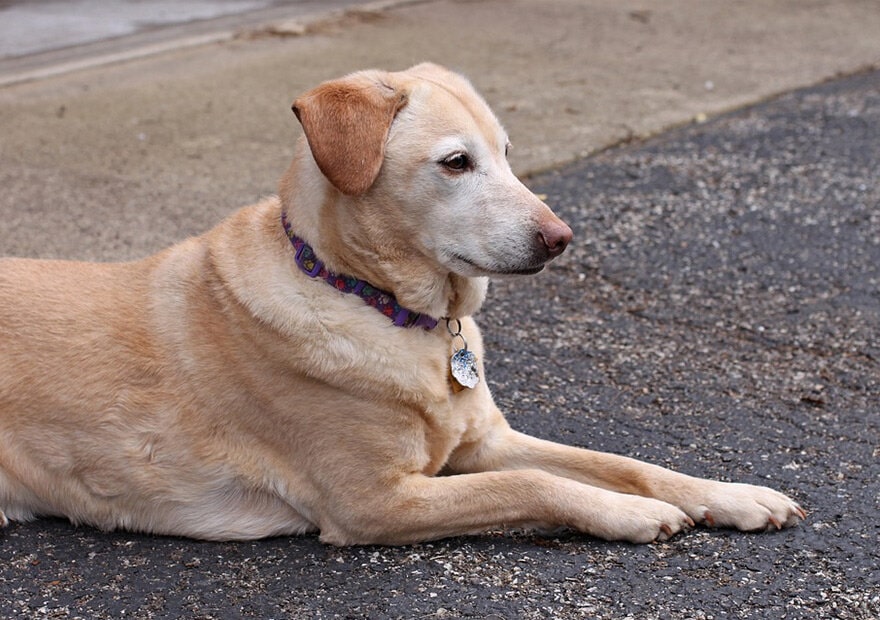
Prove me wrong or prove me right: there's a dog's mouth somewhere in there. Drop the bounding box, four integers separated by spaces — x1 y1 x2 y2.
450 252 546 277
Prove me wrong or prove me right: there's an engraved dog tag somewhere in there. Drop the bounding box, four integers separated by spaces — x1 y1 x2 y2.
450 348 479 389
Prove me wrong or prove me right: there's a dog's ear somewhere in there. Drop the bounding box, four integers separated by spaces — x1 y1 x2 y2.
292 73 408 196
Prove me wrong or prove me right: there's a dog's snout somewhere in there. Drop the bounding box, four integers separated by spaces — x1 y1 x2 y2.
539 220 573 259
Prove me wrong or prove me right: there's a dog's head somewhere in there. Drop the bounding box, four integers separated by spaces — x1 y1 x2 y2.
289 63 572 280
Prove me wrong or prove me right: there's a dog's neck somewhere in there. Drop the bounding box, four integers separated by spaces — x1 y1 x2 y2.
279 148 488 320
281 211 440 329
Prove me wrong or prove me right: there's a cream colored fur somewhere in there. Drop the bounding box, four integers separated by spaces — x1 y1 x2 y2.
0 63 803 544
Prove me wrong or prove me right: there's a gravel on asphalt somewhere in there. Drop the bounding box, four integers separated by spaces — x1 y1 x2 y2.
1 70 878 619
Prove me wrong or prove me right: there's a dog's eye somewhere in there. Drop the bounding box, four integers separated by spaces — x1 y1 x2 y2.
441 153 471 172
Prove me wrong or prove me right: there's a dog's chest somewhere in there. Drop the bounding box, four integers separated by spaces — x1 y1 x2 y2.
416 384 493 477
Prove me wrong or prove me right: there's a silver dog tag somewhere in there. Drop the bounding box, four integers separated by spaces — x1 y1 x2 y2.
450 348 479 389
446 318 479 391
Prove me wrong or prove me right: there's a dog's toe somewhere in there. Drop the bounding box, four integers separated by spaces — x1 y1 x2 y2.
689 482 805 532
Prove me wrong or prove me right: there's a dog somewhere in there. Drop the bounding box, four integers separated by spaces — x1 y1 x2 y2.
0 63 804 544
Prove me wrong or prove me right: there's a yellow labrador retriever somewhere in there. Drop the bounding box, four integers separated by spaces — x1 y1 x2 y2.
0 63 803 544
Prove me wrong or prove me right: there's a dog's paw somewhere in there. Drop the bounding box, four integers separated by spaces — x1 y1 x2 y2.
687 481 805 532
586 494 694 543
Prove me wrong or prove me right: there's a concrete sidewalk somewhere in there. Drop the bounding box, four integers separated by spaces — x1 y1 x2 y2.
1 0 879 261
0 0 381 85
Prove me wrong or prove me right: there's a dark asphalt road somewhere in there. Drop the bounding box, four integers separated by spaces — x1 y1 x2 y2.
1 71 878 619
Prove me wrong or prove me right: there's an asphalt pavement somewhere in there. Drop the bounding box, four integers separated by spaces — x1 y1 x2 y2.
1 0 879 618
1 66 878 620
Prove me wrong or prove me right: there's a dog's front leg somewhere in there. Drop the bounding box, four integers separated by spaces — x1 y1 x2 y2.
318 469 692 546
447 421 805 534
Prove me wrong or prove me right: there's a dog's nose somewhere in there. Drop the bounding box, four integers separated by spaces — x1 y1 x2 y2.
540 220 573 259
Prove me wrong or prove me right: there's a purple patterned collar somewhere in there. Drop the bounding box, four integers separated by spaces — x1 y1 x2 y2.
281 211 439 330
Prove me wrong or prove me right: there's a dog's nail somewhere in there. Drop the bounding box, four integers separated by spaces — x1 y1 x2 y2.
703 510 715 527
768 515 782 530
685 516 695 528
795 505 807 520
659 523 673 539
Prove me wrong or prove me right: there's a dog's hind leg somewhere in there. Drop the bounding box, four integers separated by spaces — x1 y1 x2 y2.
0 465 41 526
